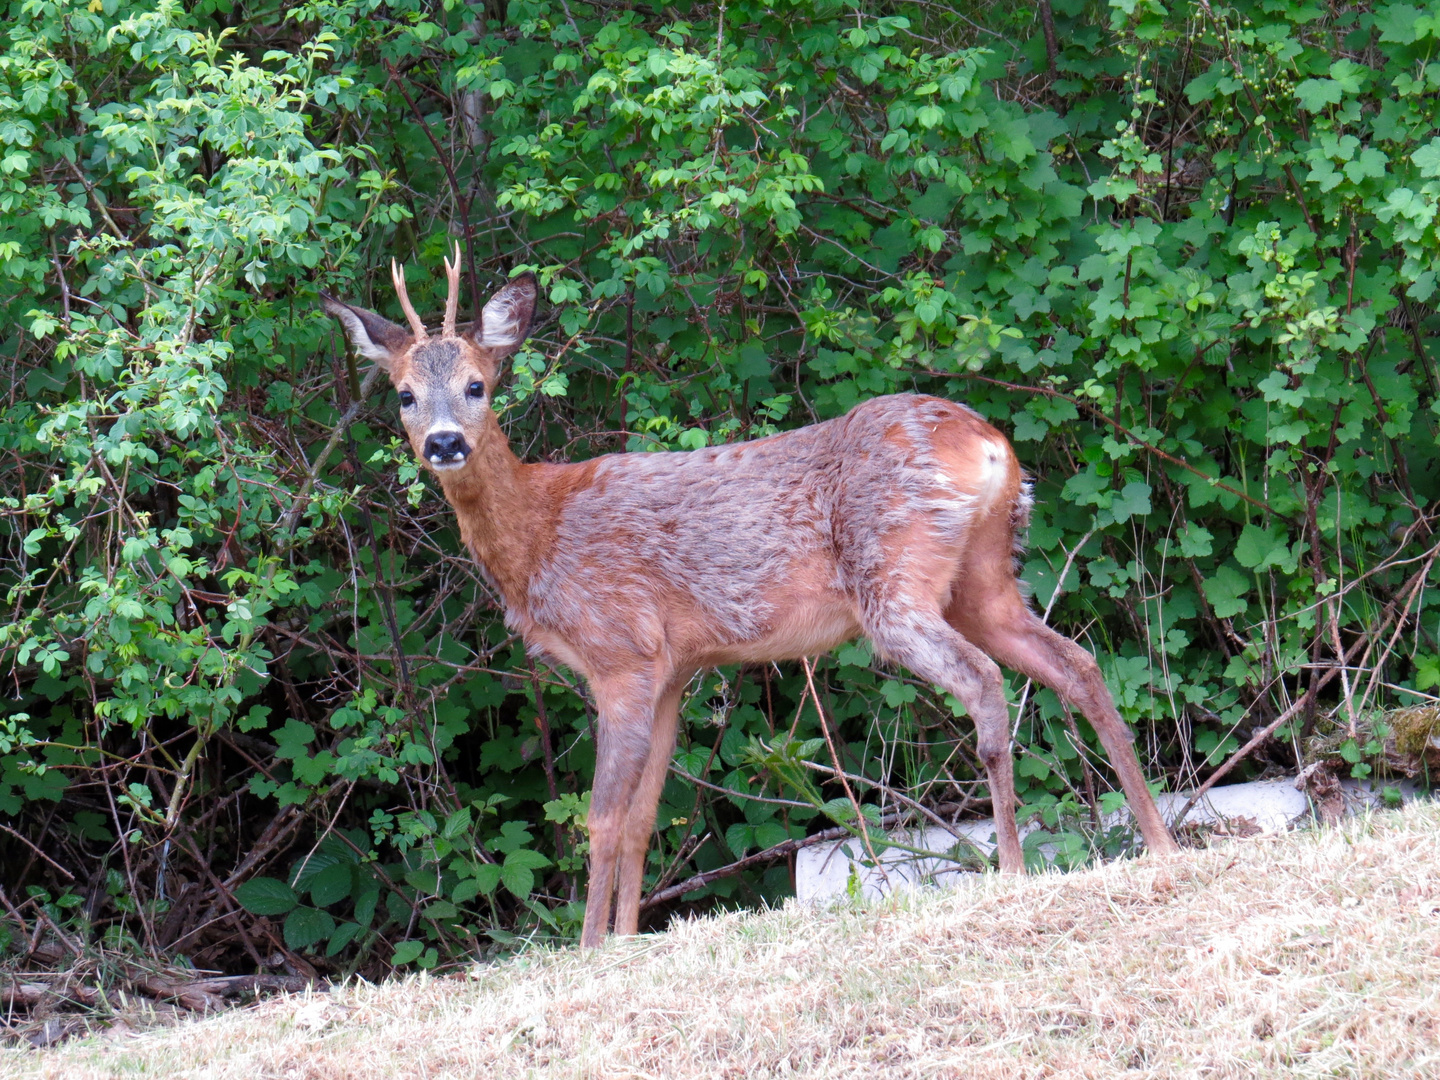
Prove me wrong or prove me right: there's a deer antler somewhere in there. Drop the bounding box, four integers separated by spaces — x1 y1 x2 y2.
442 241 462 338
391 259 428 341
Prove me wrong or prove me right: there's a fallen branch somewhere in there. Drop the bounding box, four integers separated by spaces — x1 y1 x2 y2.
130 972 313 1012
0 972 311 1015
640 812 906 912
0 981 99 1008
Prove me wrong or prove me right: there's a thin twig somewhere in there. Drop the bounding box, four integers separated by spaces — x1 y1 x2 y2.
803 657 891 887
0 822 75 881
277 361 386 541
798 760 975 848
1173 553 1435 826
382 59 481 315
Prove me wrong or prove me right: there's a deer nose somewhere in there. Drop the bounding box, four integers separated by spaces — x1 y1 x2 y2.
423 430 470 465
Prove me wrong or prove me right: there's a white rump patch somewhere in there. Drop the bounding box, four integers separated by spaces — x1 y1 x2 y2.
976 440 1009 505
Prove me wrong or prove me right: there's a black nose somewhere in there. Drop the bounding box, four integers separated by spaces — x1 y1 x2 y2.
423 431 470 464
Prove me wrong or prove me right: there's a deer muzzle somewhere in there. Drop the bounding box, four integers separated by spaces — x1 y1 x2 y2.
423 430 470 469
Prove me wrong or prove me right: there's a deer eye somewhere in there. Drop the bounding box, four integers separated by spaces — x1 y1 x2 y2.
398 390 415 407
466 380 486 399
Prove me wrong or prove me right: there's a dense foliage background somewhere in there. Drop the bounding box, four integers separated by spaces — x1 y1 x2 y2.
2 0 1438 978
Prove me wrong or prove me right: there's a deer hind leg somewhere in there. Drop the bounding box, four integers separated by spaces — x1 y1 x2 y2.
864 602 1025 873
611 676 689 939
947 582 1180 857
581 676 664 948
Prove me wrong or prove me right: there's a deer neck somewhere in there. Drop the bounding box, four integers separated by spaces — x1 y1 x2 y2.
434 411 544 605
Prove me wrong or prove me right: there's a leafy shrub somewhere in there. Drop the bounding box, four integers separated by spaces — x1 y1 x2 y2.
1 0 1436 972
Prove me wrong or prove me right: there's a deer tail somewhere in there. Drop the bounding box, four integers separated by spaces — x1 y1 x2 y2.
976 438 1032 555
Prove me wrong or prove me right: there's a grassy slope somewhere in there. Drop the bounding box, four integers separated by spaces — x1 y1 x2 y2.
11 804 1440 1080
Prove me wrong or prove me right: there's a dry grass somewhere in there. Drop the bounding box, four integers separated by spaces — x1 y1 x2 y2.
9 803 1440 1079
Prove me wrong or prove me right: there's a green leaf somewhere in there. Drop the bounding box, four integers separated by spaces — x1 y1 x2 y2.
238 705 271 733
754 821 790 849
404 868 439 895
819 797 865 825
1108 481 1152 524
497 848 552 899
1328 59 1369 93
283 906 336 949
1017 754 1051 780
1178 524 1214 558
325 922 363 958
272 719 316 760
442 807 473 841
234 877 298 916
1376 3 1424 43
732 342 771 382
291 852 340 892
1195 729 1238 766
471 864 503 896
503 849 551 871
452 878 482 904
488 819 534 855
725 822 755 856
880 680 917 708
392 940 425 966
1413 139 1440 178
500 862 536 898
308 863 354 908
1294 79 1342 111
1343 147 1386 183
423 899 458 920
1234 524 1287 569
1415 654 1440 692
353 883 380 927
1204 565 1251 619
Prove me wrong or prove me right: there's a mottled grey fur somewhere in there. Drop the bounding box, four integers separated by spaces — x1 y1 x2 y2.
412 339 462 376
525 395 988 655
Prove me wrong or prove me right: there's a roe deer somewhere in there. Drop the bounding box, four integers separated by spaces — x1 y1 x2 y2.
321 252 1180 948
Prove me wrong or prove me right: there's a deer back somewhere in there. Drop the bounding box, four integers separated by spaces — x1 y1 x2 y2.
514 394 1013 674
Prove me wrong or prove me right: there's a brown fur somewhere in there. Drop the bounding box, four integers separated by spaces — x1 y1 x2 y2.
322 269 1180 948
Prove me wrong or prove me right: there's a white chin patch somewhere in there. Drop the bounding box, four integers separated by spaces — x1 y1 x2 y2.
430 457 466 470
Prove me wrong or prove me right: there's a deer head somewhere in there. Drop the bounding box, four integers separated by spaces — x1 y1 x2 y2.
320 247 537 472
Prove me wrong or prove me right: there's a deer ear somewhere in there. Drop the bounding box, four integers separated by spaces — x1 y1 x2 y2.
471 272 537 357
320 292 413 372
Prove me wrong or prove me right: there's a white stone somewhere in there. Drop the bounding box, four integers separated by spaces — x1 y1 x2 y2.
794 778 1348 904
1153 778 1310 833
1336 776 1423 813
795 821 995 904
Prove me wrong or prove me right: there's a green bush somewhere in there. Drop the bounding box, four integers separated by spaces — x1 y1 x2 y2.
2 0 1437 972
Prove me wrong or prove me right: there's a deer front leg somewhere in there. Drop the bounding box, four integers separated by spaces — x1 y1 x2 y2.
611 677 689 938
580 677 662 949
